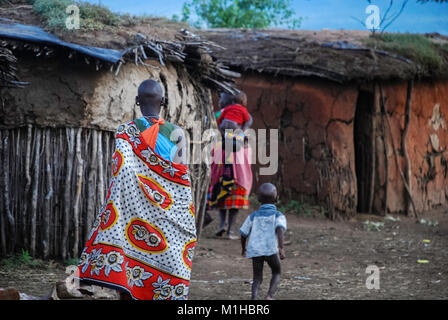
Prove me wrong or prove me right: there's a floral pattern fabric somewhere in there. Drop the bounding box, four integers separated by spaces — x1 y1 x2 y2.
77 120 197 300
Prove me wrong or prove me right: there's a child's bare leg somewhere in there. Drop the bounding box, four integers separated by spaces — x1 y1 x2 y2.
251 257 264 300
265 254 281 299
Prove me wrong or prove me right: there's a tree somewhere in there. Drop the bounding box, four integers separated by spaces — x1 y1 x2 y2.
180 0 301 29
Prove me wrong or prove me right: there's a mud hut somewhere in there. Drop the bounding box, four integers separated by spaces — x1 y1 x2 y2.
202 29 448 219
0 10 237 259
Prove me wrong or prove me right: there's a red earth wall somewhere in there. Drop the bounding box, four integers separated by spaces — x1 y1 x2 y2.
237 73 359 217
379 79 448 214
234 73 448 217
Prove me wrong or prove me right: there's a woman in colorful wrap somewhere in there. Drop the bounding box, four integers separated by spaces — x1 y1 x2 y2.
77 79 197 300
207 91 253 240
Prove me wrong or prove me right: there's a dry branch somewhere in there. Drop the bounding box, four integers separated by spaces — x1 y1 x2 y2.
73 128 84 258
43 129 53 258
0 46 27 88
380 85 419 219
368 84 379 214
0 131 5 255
380 89 389 215
62 128 75 260
402 79 414 216
30 129 41 257
86 130 98 237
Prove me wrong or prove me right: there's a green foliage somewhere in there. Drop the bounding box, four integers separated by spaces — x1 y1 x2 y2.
64 257 79 266
362 220 385 232
279 199 326 218
30 0 188 31
31 0 124 31
31 0 72 29
0 249 42 268
78 1 122 30
362 33 447 72
181 0 302 29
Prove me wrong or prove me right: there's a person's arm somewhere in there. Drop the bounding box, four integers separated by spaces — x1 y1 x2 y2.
276 227 285 260
242 114 253 132
239 215 252 257
241 235 247 257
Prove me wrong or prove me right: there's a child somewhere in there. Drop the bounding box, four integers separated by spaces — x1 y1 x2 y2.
217 91 253 133
240 183 286 300
217 91 253 154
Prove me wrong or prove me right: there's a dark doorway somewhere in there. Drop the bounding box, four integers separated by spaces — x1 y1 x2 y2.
354 90 375 213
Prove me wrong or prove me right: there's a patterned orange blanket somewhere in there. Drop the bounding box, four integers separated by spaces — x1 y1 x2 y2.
77 120 196 300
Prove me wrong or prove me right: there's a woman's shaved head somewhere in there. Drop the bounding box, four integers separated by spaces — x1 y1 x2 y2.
136 79 164 114
138 79 163 98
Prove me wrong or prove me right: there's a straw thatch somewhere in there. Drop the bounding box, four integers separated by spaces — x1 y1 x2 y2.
0 45 26 87
200 29 448 83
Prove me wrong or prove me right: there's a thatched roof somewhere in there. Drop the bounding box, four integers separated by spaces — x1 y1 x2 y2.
0 45 27 87
200 29 448 83
0 4 239 93
0 3 182 49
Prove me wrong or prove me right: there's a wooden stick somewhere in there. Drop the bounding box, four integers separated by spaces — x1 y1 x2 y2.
23 125 32 249
402 80 414 216
73 128 84 258
73 128 84 257
39 130 46 253
195 167 208 237
105 133 111 184
30 129 41 257
43 128 53 259
97 131 104 205
368 84 379 214
86 130 98 236
13 129 21 251
55 129 64 256
0 130 6 255
379 87 389 215
3 130 14 229
381 85 418 219
62 128 75 260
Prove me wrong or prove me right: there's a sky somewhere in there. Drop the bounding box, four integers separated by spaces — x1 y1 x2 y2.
88 0 448 34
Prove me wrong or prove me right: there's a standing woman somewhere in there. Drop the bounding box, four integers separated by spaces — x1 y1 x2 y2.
77 79 197 300
208 91 253 240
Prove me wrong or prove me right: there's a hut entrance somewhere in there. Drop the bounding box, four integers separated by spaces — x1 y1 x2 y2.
354 90 375 213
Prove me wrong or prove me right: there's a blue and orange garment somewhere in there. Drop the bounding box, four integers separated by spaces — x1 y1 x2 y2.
77 117 196 300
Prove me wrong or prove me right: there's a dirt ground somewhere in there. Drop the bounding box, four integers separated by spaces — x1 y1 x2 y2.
1 208 447 300
189 208 448 300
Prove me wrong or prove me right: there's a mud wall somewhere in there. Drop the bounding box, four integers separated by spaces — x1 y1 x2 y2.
237 73 359 218
236 73 448 217
0 55 213 132
376 79 448 214
0 56 214 258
